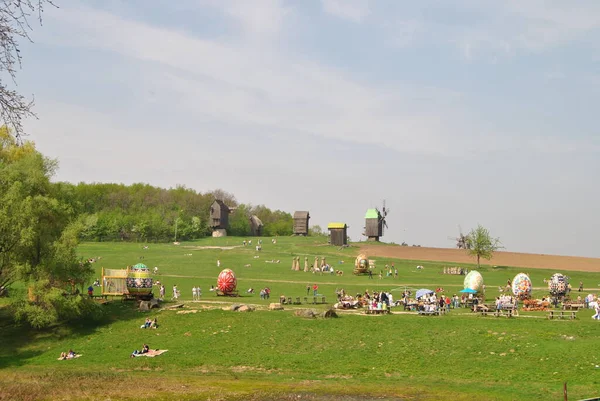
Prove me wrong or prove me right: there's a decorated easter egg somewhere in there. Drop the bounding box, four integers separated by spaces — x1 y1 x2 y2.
548 273 569 296
512 273 532 298
126 263 153 295
463 270 484 292
217 269 237 294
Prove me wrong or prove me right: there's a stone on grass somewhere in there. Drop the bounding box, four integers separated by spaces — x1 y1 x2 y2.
322 309 338 318
295 309 317 318
269 303 284 310
237 305 254 312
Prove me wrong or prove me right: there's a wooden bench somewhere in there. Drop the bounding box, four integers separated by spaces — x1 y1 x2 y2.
548 310 578 320
494 309 514 318
562 303 584 311
418 310 439 316
294 297 301 305
365 309 390 315
321 296 326 304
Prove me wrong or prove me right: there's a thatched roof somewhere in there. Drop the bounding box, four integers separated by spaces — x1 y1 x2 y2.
249 215 263 227
328 222 347 229
294 211 310 219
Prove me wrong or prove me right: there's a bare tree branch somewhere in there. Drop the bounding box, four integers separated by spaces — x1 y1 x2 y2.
0 0 56 143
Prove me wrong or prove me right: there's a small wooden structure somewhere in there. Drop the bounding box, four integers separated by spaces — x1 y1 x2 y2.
293 211 310 236
364 208 383 241
210 199 231 236
249 215 263 236
328 222 348 246
101 267 128 296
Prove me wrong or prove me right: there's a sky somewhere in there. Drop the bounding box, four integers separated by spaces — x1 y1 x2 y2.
15 0 600 257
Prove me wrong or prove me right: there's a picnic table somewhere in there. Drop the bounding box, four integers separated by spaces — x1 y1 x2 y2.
548 310 578 320
562 303 584 311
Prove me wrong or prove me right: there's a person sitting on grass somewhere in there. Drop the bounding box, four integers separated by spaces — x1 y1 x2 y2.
150 318 158 329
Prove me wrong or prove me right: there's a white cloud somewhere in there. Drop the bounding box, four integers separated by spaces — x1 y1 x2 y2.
208 0 292 36
321 0 370 23
39 5 487 157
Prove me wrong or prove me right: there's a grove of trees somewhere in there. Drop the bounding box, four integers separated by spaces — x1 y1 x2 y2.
1 128 296 327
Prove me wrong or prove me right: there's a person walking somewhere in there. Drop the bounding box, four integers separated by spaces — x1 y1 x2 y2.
306 284 310 295
172 285 179 300
159 285 165 299
313 284 318 296
192 286 197 301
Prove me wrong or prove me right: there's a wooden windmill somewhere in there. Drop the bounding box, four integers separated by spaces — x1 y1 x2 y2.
363 200 389 242
448 225 471 249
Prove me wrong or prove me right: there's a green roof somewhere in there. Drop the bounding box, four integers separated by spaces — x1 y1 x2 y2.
328 222 347 229
365 209 379 219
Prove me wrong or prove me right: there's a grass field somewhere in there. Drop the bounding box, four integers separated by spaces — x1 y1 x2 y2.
1 236 599 400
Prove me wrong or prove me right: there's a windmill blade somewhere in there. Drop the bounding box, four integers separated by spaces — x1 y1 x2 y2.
383 219 388 228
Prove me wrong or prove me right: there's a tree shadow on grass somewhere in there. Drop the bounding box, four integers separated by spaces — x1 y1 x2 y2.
0 300 145 369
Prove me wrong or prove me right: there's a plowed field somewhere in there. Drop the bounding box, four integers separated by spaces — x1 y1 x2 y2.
359 245 600 272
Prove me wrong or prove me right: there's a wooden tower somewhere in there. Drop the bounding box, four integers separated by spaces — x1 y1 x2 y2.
328 222 348 246
210 199 231 237
363 201 389 242
249 215 264 236
293 211 310 236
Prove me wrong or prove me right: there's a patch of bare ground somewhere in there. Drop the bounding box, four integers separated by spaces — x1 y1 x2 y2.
360 245 600 272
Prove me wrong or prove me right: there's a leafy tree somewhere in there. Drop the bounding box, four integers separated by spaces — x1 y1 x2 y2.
0 128 98 327
0 1 55 142
466 224 502 268
309 225 326 236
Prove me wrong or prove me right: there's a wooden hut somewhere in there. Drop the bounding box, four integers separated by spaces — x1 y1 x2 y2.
210 200 231 236
364 208 383 241
293 211 310 236
328 222 348 246
249 215 264 236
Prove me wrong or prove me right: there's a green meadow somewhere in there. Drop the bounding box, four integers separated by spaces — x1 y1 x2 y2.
1 236 600 401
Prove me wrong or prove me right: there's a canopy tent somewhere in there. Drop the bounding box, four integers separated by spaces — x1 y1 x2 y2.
133 263 147 269
416 288 434 299
460 288 478 294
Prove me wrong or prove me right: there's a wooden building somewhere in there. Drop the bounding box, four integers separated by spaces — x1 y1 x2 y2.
210 200 230 231
293 211 310 236
249 215 264 236
328 222 348 246
364 208 383 241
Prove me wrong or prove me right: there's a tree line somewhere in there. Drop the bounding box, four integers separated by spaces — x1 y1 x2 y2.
0 128 294 327
56 182 294 242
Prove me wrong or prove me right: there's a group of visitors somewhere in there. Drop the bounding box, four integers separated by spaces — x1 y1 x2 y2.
140 318 158 329
259 287 271 299
191 286 202 300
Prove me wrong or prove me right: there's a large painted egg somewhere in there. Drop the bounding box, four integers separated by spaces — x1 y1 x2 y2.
217 268 237 294
548 273 569 296
463 270 484 292
126 263 153 295
512 273 532 298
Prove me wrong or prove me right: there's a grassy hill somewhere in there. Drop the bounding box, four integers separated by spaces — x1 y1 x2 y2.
1 236 599 400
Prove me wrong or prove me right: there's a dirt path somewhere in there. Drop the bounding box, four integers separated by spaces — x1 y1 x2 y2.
359 245 600 272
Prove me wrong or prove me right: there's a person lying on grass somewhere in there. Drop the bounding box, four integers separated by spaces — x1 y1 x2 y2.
59 349 78 360
131 344 150 357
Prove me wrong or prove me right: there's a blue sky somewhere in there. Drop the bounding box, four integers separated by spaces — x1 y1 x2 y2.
16 0 600 257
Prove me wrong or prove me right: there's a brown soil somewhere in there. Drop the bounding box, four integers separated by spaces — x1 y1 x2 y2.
359 245 600 272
